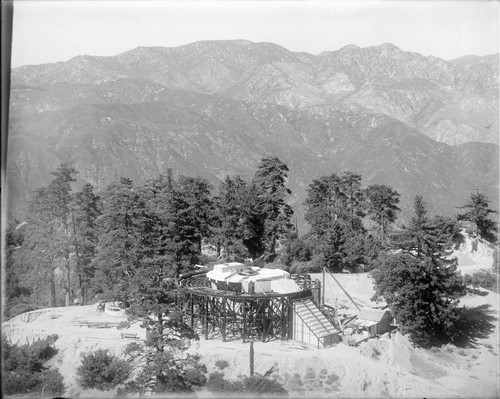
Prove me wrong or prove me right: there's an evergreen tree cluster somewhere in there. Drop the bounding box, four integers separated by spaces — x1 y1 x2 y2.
8 159 496 314
286 172 401 273
4 157 295 395
5 157 295 315
4 156 497 388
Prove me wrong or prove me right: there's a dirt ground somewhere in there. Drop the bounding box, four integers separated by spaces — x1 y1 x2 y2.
2 250 498 398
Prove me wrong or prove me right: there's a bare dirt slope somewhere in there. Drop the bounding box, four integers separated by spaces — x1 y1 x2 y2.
3 268 498 398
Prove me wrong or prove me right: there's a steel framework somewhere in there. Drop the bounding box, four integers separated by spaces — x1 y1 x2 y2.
177 274 321 342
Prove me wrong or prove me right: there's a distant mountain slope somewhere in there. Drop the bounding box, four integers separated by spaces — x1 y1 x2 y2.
7 40 499 227
11 40 498 146
7 87 499 229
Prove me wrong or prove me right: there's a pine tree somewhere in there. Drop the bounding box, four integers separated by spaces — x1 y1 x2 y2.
241 181 267 259
339 171 365 230
91 177 149 301
19 163 79 307
121 256 206 394
71 183 101 304
304 173 344 236
457 190 498 241
90 175 208 394
305 171 366 272
373 195 466 347
315 223 347 272
365 184 400 246
4 221 33 317
397 196 460 263
171 176 214 265
212 176 249 260
252 157 294 258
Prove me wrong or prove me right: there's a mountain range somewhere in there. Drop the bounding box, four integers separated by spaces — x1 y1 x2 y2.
7 40 499 229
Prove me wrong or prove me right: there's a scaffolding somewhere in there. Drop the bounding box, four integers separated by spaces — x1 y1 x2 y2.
177 273 321 343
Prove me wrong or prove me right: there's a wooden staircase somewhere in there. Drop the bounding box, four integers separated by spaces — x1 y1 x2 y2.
293 298 339 348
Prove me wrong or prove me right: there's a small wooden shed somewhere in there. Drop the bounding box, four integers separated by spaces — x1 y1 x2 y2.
353 308 392 336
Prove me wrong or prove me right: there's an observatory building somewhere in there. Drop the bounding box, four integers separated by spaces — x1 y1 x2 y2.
206 263 301 294
179 262 339 348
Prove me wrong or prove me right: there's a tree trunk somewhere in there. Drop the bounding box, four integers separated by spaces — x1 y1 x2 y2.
380 217 386 246
157 311 164 352
65 257 71 306
249 340 254 376
71 213 83 299
270 234 276 255
83 278 88 305
50 269 56 307
156 311 164 389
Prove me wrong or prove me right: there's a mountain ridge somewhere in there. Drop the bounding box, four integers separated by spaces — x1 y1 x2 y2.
7 40 499 228
11 40 498 146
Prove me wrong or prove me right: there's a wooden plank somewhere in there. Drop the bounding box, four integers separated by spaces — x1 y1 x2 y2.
87 321 121 328
120 333 139 339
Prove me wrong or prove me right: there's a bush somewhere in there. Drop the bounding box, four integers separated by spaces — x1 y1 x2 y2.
288 261 320 274
123 341 142 358
77 349 132 390
2 335 65 396
243 375 287 396
463 271 498 293
39 368 66 396
5 301 37 320
119 350 207 395
207 371 242 393
282 237 313 266
215 359 229 370
207 372 287 396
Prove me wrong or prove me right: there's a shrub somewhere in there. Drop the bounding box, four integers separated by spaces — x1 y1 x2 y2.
5 301 37 320
242 375 287 396
289 261 320 274
120 350 207 395
207 371 242 393
215 359 230 370
282 237 313 266
39 368 66 396
207 372 287 396
123 341 142 358
463 271 498 293
325 372 339 385
117 321 131 330
77 349 132 390
2 335 64 396
303 367 316 386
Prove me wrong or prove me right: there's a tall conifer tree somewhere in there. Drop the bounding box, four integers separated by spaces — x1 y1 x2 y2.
252 157 294 258
373 195 466 347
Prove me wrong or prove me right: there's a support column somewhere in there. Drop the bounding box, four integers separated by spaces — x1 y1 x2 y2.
249 340 254 376
190 294 194 329
243 299 247 343
204 297 209 340
222 296 227 342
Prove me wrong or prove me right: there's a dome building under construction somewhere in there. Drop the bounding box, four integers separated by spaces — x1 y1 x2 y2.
178 262 340 348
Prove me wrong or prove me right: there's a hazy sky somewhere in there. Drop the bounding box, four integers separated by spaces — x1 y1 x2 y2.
11 0 500 67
